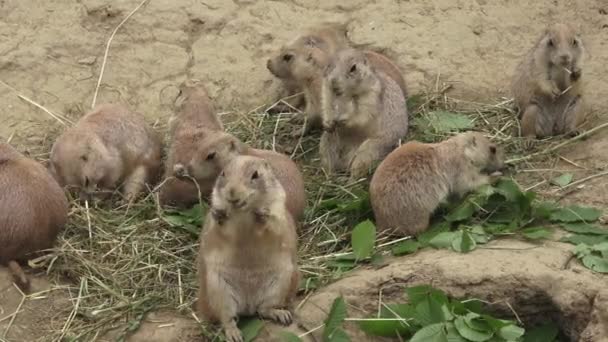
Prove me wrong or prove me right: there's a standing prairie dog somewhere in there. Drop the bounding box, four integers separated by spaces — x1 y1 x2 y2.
511 23 585 138
177 131 306 220
0 143 68 291
197 155 299 342
320 48 409 180
160 80 222 208
50 103 162 202
267 22 350 131
369 132 504 236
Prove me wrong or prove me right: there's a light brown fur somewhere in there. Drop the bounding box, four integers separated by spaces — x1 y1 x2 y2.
179 131 306 220
160 80 223 208
196 156 299 342
369 132 504 236
267 22 350 130
0 143 68 291
511 23 585 138
50 103 162 202
320 48 409 180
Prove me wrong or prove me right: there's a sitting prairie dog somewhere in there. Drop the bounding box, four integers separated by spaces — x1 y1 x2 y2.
160 80 222 208
369 132 504 236
320 48 409 180
197 155 299 342
177 131 306 220
0 143 68 290
267 22 350 131
50 103 162 202
511 23 585 138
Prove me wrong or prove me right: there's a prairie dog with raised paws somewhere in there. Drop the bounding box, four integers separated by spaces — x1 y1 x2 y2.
320 48 409 180
50 103 162 202
160 80 222 208
511 23 585 138
0 143 68 291
196 155 299 342
369 132 504 236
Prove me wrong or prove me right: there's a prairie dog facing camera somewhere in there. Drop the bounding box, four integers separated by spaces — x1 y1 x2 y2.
50 103 162 202
0 143 68 291
160 80 223 208
196 155 299 342
178 131 306 220
320 48 409 180
511 23 585 138
369 132 505 236
267 22 350 131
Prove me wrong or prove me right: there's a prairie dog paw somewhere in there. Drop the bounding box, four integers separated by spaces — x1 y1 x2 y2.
173 163 187 178
259 308 293 326
212 208 228 225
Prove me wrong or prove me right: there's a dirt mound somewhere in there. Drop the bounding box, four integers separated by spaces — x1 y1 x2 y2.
296 239 608 342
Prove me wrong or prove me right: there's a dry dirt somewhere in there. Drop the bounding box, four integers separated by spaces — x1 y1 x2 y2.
1 0 608 341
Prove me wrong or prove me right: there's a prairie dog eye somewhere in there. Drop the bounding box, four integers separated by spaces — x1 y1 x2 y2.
349 64 357 73
251 171 259 180
282 54 293 62
572 39 578 47
548 38 554 47
220 171 225 177
81 155 88 162
206 152 216 160
489 146 497 154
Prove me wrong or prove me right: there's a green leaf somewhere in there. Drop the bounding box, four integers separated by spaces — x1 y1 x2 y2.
532 201 560 220
326 328 351 342
454 316 493 341
593 242 608 258
498 324 525 340
551 173 573 187
581 255 608 273
451 230 477 253
415 296 449 325
280 331 303 342
445 201 477 222
323 297 348 341
418 222 451 246
410 323 448 342
561 234 608 246
429 232 458 249
550 205 602 223
427 111 475 133
358 304 414 337
391 240 420 256
560 223 608 235
406 286 448 306
238 318 264 342
351 220 376 260
494 179 523 202
521 227 553 240
446 322 469 342
523 322 559 342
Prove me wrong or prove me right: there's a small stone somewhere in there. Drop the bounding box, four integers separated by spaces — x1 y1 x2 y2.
78 56 97 65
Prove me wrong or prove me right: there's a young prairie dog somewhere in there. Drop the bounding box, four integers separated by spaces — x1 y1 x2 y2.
511 23 585 138
160 80 222 208
177 131 306 220
197 155 299 342
369 132 504 236
0 143 68 291
50 103 162 202
267 22 350 131
320 48 409 180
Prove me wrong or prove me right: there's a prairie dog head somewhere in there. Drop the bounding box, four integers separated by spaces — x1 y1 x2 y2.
456 132 505 174
540 24 584 69
211 155 284 212
186 131 247 183
324 48 377 98
174 79 208 108
0 143 22 163
267 35 330 81
50 132 116 197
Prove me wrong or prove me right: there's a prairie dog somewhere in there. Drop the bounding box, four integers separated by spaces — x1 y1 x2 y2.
160 80 222 208
179 131 306 220
511 23 585 138
0 143 68 290
320 48 409 180
369 132 504 236
197 155 299 342
267 22 350 130
50 103 162 202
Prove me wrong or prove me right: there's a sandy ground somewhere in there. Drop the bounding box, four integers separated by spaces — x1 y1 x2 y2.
1 0 608 341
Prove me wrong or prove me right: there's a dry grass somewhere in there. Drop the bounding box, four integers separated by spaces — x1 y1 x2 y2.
6 81 606 341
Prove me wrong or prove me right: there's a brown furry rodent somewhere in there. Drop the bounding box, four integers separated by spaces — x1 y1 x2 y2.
320 48 409 180
369 132 504 236
196 155 299 342
50 103 162 202
267 22 350 132
159 80 222 208
0 143 68 291
177 131 306 220
511 23 585 138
